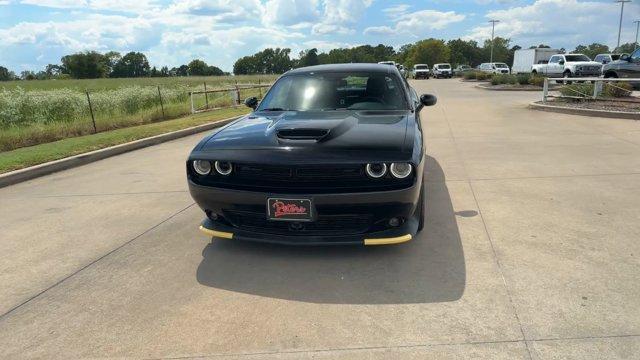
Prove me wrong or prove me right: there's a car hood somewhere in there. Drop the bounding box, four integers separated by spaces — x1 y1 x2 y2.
197 110 412 156
414 69 430 72
568 61 602 66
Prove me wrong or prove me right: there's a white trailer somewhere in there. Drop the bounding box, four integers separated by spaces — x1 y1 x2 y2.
512 48 561 74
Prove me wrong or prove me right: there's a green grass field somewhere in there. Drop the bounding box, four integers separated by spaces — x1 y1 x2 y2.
0 75 276 152
0 74 278 91
0 107 249 174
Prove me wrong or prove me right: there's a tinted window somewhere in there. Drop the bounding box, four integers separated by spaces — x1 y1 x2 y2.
494 63 508 68
415 65 429 70
611 55 620 61
565 55 591 62
258 72 407 111
631 49 640 61
437 64 451 69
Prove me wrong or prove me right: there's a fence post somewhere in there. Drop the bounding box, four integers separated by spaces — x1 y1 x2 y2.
157 86 165 119
190 91 195 114
542 78 549 103
258 79 262 98
234 83 240 106
85 90 97 133
593 79 603 99
204 82 209 109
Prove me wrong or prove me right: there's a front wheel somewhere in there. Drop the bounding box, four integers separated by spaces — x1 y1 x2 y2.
563 71 573 85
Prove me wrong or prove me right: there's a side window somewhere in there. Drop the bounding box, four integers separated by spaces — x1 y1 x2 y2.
631 49 640 61
594 55 602 63
549 56 558 64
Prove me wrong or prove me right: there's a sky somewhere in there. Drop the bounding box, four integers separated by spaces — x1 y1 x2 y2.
0 0 639 73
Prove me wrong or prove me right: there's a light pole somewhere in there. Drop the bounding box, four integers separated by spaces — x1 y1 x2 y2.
615 0 631 49
489 19 500 63
634 20 640 50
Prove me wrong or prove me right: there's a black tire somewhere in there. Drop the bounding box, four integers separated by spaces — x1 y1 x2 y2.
417 179 425 232
531 70 538 75
563 71 573 85
604 72 618 79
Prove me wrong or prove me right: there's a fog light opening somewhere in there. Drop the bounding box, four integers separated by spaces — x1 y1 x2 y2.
388 217 404 227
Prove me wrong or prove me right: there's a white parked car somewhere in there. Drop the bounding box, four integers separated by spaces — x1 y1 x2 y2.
531 54 602 79
478 62 511 74
593 53 626 65
432 63 452 78
412 64 430 79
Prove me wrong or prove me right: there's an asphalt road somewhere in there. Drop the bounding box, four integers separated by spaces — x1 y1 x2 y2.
1 80 639 359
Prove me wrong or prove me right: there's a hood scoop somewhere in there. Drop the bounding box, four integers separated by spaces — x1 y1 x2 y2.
276 128 330 141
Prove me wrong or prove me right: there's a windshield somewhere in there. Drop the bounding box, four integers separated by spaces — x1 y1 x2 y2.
437 64 451 69
258 72 407 111
565 55 591 62
494 63 508 68
415 65 429 70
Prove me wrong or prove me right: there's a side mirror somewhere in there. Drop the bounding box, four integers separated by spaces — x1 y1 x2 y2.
419 94 437 107
244 97 258 110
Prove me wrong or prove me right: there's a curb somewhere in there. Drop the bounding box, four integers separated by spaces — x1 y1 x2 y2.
0 116 241 189
528 102 640 120
476 84 542 92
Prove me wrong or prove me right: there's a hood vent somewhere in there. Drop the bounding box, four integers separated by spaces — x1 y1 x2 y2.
276 128 329 141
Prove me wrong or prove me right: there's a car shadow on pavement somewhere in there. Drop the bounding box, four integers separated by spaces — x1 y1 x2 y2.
196 156 465 304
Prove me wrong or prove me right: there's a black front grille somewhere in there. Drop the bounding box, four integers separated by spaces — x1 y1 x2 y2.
191 163 414 193
224 210 372 236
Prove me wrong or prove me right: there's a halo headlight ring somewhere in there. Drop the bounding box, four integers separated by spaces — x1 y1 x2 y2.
193 160 211 175
390 163 412 179
366 163 387 178
214 161 233 175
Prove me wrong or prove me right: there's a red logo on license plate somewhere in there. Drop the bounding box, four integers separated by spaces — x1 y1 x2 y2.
272 200 308 218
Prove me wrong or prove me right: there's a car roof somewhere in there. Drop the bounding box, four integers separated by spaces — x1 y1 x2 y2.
285 63 399 75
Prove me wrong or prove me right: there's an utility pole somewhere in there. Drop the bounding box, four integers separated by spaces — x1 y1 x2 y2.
634 20 640 50
615 0 631 49
489 20 500 63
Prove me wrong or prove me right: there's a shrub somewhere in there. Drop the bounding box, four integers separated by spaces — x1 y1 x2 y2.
602 82 633 98
475 72 489 81
463 71 476 80
558 84 594 97
490 74 518 85
517 74 530 85
529 75 545 87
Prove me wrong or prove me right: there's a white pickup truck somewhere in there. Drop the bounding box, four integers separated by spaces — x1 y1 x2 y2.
531 54 602 80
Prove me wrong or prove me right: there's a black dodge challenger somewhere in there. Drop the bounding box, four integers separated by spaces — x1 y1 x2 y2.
187 63 437 245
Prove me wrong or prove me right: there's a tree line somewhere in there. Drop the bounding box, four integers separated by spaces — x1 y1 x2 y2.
233 38 638 75
0 39 637 81
0 51 227 81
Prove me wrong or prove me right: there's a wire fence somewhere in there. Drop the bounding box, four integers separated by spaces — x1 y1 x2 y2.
542 77 639 103
189 82 271 114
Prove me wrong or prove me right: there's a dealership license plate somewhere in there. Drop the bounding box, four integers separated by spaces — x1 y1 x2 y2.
267 198 313 221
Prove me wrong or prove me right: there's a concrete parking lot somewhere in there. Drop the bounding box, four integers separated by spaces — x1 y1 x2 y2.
1 79 639 359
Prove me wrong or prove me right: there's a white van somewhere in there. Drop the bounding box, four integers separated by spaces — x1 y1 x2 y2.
432 63 452 78
479 63 511 74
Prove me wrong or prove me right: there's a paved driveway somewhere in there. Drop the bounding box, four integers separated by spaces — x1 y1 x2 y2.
1 80 639 359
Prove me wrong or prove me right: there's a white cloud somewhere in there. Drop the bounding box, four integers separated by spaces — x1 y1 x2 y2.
312 0 373 35
364 9 465 37
382 4 410 19
466 0 640 49
263 0 320 26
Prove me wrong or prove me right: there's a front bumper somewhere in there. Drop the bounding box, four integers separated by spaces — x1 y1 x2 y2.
189 178 422 246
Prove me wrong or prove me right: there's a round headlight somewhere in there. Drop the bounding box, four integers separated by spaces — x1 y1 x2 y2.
366 163 387 178
214 161 233 175
390 163 412 179
193 160 211 175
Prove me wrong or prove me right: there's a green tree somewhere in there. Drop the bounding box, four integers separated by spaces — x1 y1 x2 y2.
233 48 293 74
0 66 13 81
297 48 319 67
406 39 450 68
447 39 482 67
111 52 150 77
60 51 109 78
482 37 511 63
573 43 609 60
615 42 637 54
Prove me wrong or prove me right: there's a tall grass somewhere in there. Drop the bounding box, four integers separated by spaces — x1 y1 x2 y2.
0 78 274 152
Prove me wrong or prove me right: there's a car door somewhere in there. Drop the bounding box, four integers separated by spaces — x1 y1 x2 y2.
620 49 640 78
547 55 563 77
